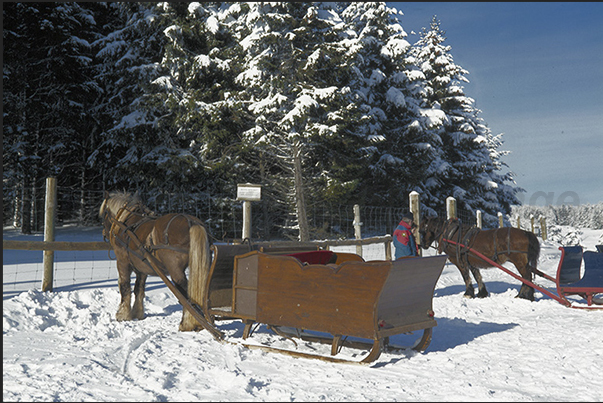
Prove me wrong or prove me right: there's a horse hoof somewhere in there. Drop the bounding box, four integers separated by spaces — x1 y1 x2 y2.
130 310 145 321
477 291 489 298
462 294 474 299
116 306 132 321
179 323 204 332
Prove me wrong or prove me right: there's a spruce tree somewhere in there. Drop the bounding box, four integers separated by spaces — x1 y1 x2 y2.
410 16 521 225
4 2 105 229
339 3 445 208
156 2 256 197
90 3 178 193
214 3 367 240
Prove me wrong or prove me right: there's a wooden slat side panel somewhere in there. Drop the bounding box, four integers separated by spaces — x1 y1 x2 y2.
234 289 257 318
208 244 253 308
233 252 259 318
377 255 447 330
256 254 390 339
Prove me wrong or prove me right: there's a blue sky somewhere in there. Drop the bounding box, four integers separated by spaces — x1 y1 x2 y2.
388 2 603 206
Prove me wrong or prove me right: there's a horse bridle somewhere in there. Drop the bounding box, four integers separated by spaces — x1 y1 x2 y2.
102 201 152 244
421 218 454 252
423 218 473 263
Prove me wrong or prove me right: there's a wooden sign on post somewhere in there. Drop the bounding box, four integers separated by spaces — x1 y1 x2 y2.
237 184 262 202
237 184 262 241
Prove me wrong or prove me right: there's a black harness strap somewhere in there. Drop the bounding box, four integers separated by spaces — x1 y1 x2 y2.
434 219 529 267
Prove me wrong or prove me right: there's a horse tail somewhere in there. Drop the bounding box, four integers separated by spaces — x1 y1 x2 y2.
181 224 211 331
526 231 541 273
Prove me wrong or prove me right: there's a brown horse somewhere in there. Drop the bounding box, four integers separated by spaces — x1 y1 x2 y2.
419 216 540 300
99 191 211 331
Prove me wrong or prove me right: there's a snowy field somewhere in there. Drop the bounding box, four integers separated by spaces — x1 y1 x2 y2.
3 225 603 402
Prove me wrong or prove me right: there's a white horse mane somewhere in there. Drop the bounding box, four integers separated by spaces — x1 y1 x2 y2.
99 191 143 218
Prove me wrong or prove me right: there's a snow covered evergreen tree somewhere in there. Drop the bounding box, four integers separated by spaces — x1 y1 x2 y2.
409 16 522 225
204 2 372 240
4 2 528 237
89 3 180 193
339 4 446 208
92 3 264 197
4 2 105 230
153 2 258 197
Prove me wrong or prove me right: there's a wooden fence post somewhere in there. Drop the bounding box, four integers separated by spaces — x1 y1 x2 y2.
385 240 392 261
42 177 57 292
530 214 535 234
498 212 504 228
353 204 362 257
476 210 483 229
446 197 457 220
540 215 547 241
242 200 252 240
409 191 421 256
517 216 521 229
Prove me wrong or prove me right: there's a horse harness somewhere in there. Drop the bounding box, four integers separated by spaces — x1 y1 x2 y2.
434 218 528 267
103 202 203 262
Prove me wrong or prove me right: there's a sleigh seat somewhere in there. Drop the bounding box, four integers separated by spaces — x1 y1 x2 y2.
556 246 603 306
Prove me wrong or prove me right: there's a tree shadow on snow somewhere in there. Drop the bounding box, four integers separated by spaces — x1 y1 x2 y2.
426 318 517 352
435 280 525 298
372 318 518 367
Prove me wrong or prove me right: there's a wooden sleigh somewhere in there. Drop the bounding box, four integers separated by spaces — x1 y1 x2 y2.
194 240 448 363
110 222 447 363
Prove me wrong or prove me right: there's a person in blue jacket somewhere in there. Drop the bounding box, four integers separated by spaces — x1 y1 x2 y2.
393 212 419 259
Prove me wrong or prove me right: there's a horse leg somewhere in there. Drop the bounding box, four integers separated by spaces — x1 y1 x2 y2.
173 265 207 332
115 261 133 321
176 275 203 332
131 272 148 320
452 258 475 298
169 266 195 331
512 256 535 301
516 282 535 301
470 266 489 298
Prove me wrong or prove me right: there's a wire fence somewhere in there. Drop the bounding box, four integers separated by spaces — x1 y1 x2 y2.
3 183 410 296
8 182 597 297
7 181 561 245
3 184 413 241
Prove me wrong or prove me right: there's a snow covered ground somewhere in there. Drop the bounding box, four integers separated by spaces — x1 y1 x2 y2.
3 225 603 402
